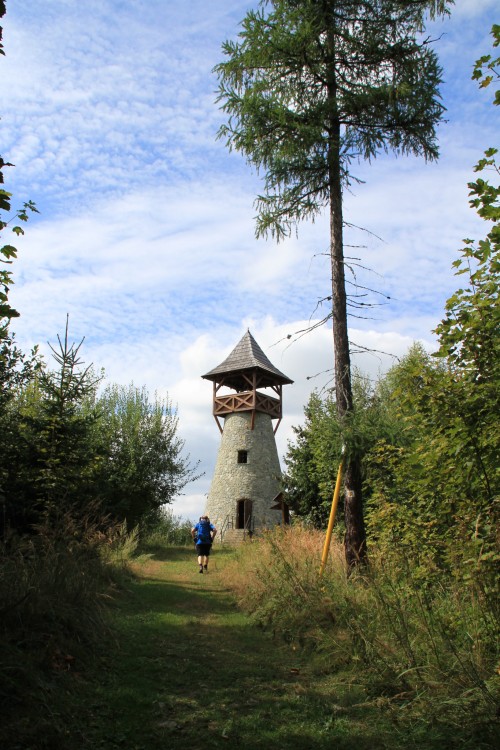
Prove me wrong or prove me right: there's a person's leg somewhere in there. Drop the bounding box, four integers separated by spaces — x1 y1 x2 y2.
204 545 211 571
197 547 203 573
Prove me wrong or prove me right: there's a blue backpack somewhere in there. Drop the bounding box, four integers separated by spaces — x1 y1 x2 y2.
196 520 212 544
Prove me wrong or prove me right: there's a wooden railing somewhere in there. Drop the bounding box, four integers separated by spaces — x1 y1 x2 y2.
213 390 281 419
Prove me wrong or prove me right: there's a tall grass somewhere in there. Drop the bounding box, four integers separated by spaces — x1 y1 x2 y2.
0 512 137 748
222 525 499 745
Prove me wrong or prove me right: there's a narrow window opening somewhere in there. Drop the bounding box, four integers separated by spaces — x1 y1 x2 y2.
237 450 248 464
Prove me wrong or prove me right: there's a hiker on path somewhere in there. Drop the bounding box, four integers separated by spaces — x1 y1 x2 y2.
191 515 217 574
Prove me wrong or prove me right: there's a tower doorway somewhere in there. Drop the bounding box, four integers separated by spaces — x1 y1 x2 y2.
236 498 252 529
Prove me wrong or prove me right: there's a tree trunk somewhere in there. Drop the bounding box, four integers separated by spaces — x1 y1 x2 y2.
327 27 367 566
329 164 367 567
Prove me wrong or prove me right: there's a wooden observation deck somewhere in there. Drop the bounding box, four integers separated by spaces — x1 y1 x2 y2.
202 330 293 434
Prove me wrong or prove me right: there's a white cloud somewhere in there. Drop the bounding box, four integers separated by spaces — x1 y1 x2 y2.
447 0 498 20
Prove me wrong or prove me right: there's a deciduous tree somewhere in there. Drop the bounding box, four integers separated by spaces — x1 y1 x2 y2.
94 383 200 529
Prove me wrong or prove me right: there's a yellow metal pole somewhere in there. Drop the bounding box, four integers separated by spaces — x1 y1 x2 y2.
319 459 344 576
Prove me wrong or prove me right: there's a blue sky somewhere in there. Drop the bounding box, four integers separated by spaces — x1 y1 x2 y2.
1 0 498 519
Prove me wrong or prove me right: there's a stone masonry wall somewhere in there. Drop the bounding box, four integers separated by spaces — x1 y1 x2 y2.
205 411 282 534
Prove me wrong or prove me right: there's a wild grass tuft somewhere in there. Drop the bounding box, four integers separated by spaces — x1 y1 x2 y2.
222 524 500 746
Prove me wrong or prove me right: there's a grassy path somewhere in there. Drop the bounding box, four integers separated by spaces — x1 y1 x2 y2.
74 546 387 750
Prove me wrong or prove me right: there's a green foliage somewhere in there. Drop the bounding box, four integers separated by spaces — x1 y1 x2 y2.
283 392 340 526
1 1 38 337
0 191 38 337
369 30 499 591
437 31 499 387
472 23 500 106
287 330 499 593
0 336 42 533
434 28 500 432
1 326 199 535
28 323 101 511
364 346 456 572
283 370 405 527
93 383 200 530
366 333 498 595
0 161 39 336
215 0 449 239
365 249 499 589
0 320 103 533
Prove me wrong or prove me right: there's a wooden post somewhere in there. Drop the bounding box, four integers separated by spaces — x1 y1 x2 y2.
319 460 343 576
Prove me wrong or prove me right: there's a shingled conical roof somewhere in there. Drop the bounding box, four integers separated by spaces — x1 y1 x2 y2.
202 330 293 389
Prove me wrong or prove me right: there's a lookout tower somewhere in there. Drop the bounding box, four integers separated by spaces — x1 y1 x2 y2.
202 330 293 541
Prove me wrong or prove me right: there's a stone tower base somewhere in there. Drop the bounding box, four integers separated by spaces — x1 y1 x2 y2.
206 411 282 535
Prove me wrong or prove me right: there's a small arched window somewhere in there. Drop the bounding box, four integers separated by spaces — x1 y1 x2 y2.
237 450 248 464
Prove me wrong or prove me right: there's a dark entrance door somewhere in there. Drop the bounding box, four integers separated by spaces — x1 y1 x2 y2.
236 498 252 529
